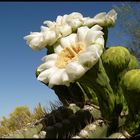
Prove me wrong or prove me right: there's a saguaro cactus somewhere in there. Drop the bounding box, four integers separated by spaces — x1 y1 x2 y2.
22 8 140 139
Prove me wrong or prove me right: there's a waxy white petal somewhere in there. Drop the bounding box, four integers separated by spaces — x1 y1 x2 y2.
49 69 64 87
85 30 104 46
83 17 96 27
68 19 83 30
58 24 72 37
37 68 54 83
38 66 60 84
94 12 106 19
56 16 63 24
60 33 78 48
95 36 104 48
43 31 56 45
91 24 103 31
106 9 117 26
62 71 69 82
40 26 49 32
37 63 48 73
42 54 58 62
44 61 56 69
24 32 47 51
54 44 63 54
77 26 89 42
43 20 55 27
66 62 86 80
87 44 103 56
37 62 55 73
79 51 98 68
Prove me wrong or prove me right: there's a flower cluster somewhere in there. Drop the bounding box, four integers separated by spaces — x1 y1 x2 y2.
37 25 104 87
24 9 117 88
24 10 117 51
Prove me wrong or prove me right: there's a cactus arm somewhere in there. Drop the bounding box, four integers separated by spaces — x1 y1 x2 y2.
77 119 108 138
121 69 140 136
78 58 118 135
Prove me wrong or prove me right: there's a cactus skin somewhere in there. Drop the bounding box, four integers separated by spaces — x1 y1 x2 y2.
102 48 139 116
121 69 140 136
108 132 126 138
78 58 116 135
101 46 135 133
44 107 94 138
78 119 108 138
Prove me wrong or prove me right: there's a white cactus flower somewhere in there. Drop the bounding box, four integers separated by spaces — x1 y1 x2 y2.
24 10 116 51
106 9 117 26
43 12 84 37
37 25 104 88
84 9 117 27
24 32 46 51
65 12 84 30
24 27 57 51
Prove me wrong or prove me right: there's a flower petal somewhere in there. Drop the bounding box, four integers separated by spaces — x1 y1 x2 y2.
94 12 106 19
37 67 57 84
66 12 83 30
60 33 78 48
90 24 103 31
58 24 72 37
42 54 58 62
40 26 49 32
53 44 63 54
62 71 69 82
107 9 117 21
43 31 57 46
85 30 104 46
68 19 83 30
37 60 56 74
43 20 55 27
106 9 117 26
48 69 65 87
79 51 99 68
95 36 104 48
77 26 89 42
56 16 63 24
86 44 103 57
66 61 86 81
24 32 46 50
83 17 96 27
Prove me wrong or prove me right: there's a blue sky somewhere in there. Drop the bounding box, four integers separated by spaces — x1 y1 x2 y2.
0 2 129 118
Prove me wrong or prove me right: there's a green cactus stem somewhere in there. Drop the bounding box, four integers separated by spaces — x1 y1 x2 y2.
101 46 133 133
102 48 138 117
121 69 140 136
79 83 99 106
76 119 108 138
108 132 126 138
78 58 117 135
40 104 101 138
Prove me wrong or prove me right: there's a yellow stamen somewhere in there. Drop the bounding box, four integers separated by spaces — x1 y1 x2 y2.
56 42 85 68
